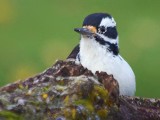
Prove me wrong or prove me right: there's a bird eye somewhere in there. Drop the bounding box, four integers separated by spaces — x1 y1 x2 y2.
98 26 106 33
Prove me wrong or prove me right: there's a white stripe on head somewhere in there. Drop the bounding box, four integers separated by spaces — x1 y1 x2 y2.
100 17 116 28
97 34 118 44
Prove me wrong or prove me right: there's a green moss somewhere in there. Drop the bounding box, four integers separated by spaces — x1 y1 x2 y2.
63 95 69 106
18 84 24 90
86 85 109 106
97 109 108 119
42 86 50 92
0 111 23 120
63 108 71 119
58 80 65 86
74 99 94 112
94 85 108 99
71 108 76 119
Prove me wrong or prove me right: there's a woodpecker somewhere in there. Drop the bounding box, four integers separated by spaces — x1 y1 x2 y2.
67 13 136 96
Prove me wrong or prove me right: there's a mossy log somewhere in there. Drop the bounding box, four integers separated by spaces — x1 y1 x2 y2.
0 60 159 120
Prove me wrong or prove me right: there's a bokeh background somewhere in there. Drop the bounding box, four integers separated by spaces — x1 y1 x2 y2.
0 0 160 98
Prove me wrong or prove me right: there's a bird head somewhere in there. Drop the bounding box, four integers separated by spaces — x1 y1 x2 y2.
74 13 119 55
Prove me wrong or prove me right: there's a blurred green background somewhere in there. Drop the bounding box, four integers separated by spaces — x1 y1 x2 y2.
0 0 160 98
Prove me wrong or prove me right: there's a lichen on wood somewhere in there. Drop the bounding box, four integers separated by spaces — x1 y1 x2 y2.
0 60 119 120
0 60 159 120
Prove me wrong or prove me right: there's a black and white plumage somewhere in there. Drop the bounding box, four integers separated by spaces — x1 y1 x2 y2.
67 13 136 96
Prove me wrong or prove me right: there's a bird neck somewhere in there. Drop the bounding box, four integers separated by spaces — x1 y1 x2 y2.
79 36 119 62
88 35 119 55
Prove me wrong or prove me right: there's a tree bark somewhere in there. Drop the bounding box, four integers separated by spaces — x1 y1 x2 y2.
0 60 159 120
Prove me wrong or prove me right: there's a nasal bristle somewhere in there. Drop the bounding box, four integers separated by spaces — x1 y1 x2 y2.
74 28 80 32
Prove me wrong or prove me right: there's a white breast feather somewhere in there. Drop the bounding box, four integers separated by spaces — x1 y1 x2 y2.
78 37 136 96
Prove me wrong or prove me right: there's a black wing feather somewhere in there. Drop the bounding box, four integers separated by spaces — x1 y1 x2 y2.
67 44 80 59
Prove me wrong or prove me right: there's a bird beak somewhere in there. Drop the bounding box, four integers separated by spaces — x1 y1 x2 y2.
74 26 97 36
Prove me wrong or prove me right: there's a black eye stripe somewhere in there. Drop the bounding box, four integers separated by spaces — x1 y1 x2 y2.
104 26 118 39
98 26 118 39
98 26 106 33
